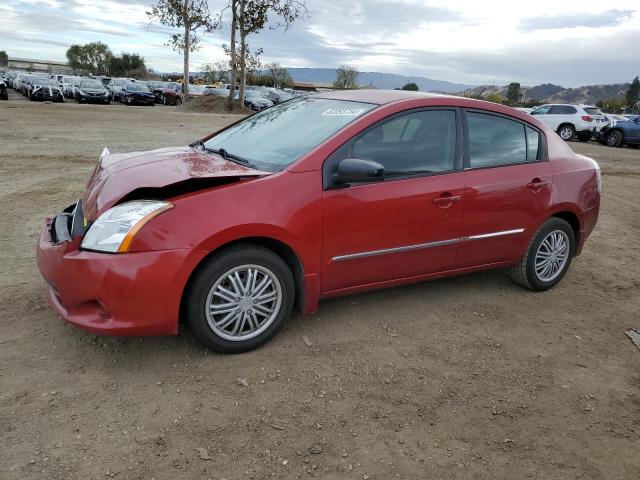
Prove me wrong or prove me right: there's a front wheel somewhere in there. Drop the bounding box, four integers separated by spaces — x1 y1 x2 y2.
605 130 623 148
511 218 575 291
184 245 295 353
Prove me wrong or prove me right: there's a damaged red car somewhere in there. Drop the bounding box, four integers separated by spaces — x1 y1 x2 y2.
36 90 601 353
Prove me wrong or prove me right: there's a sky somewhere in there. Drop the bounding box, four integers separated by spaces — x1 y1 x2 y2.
1 0 639 87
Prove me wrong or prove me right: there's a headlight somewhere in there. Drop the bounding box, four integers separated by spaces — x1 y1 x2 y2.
78 89 86 96
81 200 173 253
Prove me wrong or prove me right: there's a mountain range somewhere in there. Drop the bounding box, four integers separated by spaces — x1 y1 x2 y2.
285 67 473 93
285 68 630 104
459 83 631 105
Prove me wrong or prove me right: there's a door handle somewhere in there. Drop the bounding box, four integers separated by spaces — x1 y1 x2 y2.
527 178 549 191
433 194 462 206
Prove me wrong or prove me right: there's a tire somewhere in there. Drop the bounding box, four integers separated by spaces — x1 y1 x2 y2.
184 245 295 353
605 130 623 148
629 144 639 149
557 124 575 141
510 217 575 291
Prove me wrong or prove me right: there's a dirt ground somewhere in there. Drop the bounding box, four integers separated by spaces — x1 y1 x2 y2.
1 90 639 480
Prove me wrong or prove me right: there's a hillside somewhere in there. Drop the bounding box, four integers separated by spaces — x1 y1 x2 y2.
285 68 473 93
460 83 630 105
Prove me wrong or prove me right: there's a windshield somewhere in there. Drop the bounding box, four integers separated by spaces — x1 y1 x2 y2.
80 80 103 89
127 83 149 92
203 98 376 172
35 78 57 86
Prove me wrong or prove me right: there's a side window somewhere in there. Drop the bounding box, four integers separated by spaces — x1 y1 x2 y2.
548 106 562 114
526 126 540 161
531 105 550 115
349 110 457 174
467 112 527 168
563 106 577 114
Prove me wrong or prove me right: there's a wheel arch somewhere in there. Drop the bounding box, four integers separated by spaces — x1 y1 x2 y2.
179 236 306 324
550 210 580 248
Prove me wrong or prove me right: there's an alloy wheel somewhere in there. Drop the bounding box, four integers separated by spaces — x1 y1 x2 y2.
534 230 570 282
559 126 574 141
205 264 282 342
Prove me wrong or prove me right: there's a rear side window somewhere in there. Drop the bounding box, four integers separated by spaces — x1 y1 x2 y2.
467 112 527 167
526 127 540 161
549 105 577 114
583 107 603 116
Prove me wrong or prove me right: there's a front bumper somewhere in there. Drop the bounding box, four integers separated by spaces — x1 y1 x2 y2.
36 212 194 336
127 95 155 105
79 94 109 103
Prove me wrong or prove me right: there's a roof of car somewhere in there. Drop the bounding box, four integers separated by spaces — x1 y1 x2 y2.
314 89 456 105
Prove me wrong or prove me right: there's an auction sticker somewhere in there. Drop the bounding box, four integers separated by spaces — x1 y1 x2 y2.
321 108 366 116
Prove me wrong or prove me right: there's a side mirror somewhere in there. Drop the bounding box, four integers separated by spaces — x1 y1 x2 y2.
333 158 385 185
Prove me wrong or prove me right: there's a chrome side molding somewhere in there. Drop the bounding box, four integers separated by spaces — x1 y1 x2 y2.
331 228 525 262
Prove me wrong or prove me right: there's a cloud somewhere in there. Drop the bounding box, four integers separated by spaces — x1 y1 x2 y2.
520 9 635 31
1 0 640 86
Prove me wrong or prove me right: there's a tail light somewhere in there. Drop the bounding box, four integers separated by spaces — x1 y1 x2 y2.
582 115 593 122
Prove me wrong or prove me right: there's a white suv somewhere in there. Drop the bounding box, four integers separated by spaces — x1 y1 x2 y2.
530 104 607 141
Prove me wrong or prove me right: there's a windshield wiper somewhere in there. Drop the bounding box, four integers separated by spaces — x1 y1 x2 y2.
204 147 256 168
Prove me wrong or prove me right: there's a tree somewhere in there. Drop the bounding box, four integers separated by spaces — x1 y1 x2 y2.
201 60 229 83
229 0 308 106
333 65 359 90
66 42 112 75
596 97 627 114
108 53 147 78
506 82 523 106
147 0 218 97
401 82 418 91
626 76 640 112
484 92 505 104
265 62 293 88
0 51 8 67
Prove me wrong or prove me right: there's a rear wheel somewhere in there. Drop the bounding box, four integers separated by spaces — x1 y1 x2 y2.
557 124 575 141
629 144 639 149
511 217 575 291
184 245 295 353
605 130 623 148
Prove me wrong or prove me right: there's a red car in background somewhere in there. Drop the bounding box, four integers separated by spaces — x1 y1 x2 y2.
160 81 183 105
36 90 600 353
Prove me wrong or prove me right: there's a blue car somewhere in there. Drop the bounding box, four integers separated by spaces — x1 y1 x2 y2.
598 116 640 148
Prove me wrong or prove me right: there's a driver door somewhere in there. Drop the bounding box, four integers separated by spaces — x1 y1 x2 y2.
321 108 464 293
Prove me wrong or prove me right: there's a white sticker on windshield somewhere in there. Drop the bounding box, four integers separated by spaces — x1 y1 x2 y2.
321 108 366 116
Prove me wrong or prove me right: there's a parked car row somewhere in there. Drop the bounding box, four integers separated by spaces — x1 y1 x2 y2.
528 103 640 148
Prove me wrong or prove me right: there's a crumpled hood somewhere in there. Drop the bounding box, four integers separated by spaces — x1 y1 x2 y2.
83 146 270 219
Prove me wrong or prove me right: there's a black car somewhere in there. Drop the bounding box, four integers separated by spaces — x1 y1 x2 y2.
120 82 155 105
146 81 167 103
29 78 65 102
598 116 640 148
0 77 8 101
75 78 110 104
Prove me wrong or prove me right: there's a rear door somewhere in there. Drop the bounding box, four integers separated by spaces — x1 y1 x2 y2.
458 110 552 268
321 108 465 292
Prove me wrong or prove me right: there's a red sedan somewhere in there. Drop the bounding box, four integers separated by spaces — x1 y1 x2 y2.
36 90 601 352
